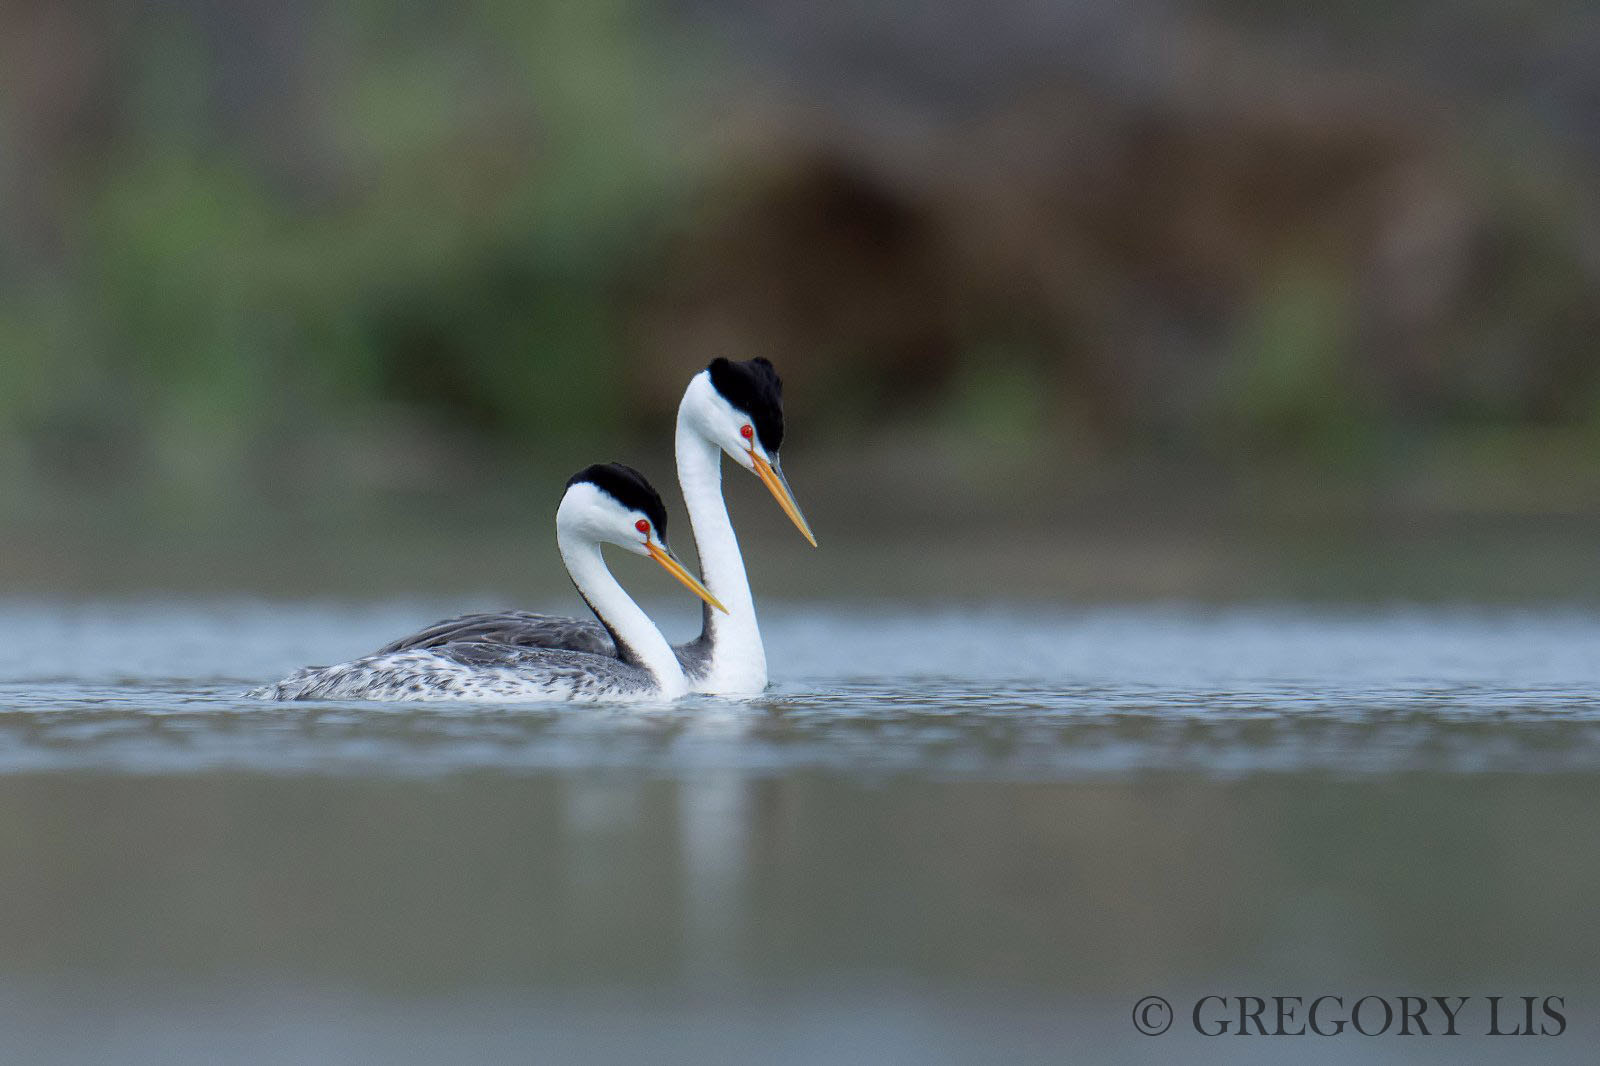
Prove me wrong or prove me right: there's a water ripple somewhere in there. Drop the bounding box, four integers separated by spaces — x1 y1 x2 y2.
0 601 1598 777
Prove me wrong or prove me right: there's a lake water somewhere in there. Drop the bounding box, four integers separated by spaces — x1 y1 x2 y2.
1 600 1597 1063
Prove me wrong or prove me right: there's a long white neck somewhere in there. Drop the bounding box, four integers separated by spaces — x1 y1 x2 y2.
676 413 768 695
558 533 688 699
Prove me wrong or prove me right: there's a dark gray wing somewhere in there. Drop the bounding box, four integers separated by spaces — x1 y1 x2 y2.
376 606 717 681
376 610 617 657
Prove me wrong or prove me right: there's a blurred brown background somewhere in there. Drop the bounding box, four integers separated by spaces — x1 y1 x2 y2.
2 0 1597 600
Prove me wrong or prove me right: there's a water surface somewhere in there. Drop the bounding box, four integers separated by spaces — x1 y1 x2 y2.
1 602 1596 1064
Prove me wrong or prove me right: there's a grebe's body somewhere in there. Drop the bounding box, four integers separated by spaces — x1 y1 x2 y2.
253 465 723 703
377 358 814 697
253 643 669 703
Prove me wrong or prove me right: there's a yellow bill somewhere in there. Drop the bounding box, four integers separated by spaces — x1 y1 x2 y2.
646 542 728 613
750 452 818 547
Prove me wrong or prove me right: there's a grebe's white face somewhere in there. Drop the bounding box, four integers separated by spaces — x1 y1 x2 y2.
684 371 768 472
557 480 726 612
683 371 817 546
557 481 664 558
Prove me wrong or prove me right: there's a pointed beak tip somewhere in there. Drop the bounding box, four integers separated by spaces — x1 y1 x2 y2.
646 541 726 614
751 452 817 547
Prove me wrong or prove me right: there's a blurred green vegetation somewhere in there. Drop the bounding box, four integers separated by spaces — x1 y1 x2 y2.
1223 257 1365 454
0 0 1597 554
1 1 685 496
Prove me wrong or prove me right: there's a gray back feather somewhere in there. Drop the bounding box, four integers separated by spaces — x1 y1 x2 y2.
377 611 617 657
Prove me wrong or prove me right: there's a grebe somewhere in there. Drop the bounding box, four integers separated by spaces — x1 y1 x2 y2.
252 464 724 702
376 358 815 696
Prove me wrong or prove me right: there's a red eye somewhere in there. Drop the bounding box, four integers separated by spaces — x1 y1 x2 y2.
635 519 650 534
740 424 754 440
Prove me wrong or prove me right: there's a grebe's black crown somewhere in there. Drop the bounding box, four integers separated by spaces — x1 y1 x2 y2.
567 462 669 541
708 357 784 454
